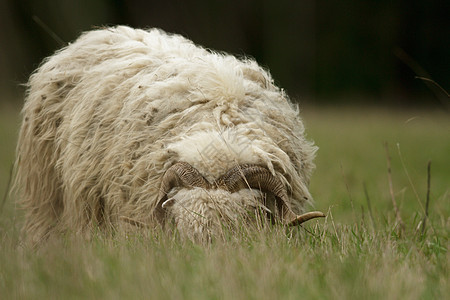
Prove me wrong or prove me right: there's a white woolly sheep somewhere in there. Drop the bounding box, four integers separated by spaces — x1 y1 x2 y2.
15 26 323 244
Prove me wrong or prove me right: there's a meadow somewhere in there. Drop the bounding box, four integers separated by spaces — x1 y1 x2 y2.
0 103 448 299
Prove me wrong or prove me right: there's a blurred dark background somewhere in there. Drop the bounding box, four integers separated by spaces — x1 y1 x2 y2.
1 0 448 106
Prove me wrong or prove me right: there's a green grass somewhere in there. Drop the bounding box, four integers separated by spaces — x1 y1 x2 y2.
1 104 448 299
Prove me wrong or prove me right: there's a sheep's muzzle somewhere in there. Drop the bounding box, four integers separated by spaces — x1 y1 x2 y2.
155 162 325 226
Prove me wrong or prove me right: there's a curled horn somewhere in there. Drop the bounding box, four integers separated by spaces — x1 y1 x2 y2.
287 211 326 226
216 164 286 196
216 164 298 221
155 162 210 222
217 164 325 225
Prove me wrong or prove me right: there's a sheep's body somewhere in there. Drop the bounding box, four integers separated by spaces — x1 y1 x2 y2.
16 26 317 243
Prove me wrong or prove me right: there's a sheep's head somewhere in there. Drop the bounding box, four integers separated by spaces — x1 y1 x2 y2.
152 129 324 242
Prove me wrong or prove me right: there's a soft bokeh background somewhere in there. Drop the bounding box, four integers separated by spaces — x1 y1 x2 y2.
1 0 449 106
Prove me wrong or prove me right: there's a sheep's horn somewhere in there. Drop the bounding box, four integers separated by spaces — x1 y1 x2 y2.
161 198 176 209
216 164 286 198
155 162 210 222
216 164 298 221
287 211 326 226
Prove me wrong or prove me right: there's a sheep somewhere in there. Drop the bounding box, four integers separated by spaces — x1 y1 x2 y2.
15 26 323 244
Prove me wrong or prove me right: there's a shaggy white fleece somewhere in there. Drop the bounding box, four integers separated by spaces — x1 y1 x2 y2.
15 26 317 244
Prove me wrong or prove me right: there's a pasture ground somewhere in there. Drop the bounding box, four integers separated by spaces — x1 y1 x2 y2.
0 103 448 299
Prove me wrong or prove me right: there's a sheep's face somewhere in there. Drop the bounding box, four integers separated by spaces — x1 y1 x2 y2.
162 188 273 242
154 129 319 242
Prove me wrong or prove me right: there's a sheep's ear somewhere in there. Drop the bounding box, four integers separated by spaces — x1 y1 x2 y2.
287 211 326 226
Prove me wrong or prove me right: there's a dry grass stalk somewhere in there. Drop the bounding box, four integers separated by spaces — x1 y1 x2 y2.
363 182 376 230
397 144 425 213
421 161 431 235
415 77 450 99
340 164 356 222
384 142 405 235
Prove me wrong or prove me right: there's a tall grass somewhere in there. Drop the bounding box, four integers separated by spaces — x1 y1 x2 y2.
1 104 448 299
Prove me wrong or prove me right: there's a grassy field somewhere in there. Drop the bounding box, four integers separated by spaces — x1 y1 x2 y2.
0 103 448 299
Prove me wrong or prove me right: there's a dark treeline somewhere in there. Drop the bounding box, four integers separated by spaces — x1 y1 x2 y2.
1 0 448 106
